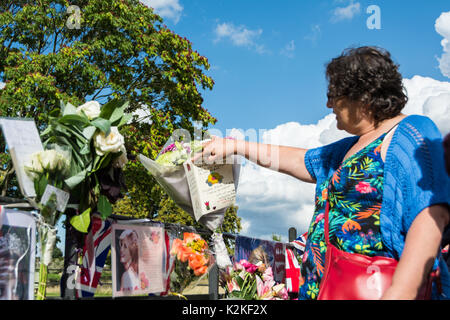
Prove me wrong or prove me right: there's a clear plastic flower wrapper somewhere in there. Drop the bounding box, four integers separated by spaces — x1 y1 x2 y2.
138 136 241 268
23 144 72 300
168 231 215 299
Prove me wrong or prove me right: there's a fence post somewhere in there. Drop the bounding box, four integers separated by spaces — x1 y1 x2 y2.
60 209 84 299
208 263 219 300
288 227 297 242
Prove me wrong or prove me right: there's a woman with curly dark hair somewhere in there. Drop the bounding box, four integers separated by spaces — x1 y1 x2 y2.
194 46 450 300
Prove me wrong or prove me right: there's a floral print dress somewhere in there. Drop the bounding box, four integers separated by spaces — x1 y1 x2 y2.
298 134 392 300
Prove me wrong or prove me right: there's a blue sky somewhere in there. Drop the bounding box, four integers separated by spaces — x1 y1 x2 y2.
154 0 450 132
142 0 450 242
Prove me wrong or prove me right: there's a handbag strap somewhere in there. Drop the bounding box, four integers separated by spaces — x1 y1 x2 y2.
324 186 331 246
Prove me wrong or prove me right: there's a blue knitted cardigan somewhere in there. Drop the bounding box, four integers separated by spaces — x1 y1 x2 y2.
304 115 450 299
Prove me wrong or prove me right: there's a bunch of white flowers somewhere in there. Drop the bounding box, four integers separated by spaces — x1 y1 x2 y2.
24 149 70 178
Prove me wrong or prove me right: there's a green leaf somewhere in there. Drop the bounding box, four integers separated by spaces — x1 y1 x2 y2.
97 195 113 220
70 208 91 233
35 175 48 199
116 113 132 128
91 117 111 135
99 99 127 121
80 143 90 155
109 103 126 124
93 152 113 172
82 126 97 141
65 169 88 189
59 114 89 126
62 101 77 116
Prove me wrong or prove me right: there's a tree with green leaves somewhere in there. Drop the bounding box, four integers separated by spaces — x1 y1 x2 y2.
0 0 241 234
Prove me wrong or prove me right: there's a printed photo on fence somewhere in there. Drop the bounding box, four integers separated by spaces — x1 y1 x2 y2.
0 208 36 300
111 223 166 297
234 235 286 283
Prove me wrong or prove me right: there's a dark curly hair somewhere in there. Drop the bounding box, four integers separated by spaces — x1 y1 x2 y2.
325 46 408 125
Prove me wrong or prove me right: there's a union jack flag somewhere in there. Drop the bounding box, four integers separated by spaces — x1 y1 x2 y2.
76 214 112 298
285 248 301 293
291 232 307 257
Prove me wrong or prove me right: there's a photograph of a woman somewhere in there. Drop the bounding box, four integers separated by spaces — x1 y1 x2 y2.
0 226 31 300
117 229 139 292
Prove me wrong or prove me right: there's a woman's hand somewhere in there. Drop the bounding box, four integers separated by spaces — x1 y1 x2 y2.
191 136 237 164
192 136 315 183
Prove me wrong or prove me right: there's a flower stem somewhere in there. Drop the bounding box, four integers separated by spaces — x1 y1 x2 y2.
36 263 48 300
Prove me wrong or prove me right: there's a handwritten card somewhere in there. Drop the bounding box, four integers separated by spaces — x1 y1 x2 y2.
0 118 44 198
40 185 70 212
183 161 236 221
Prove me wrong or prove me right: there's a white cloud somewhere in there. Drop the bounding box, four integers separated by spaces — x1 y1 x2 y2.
331 1 361 22
435 11 450 78
140 0 183 24
214 22 266 54
403 75 450 135
304 24 322 45
0 82 5 90
280 40 295 58
234 75 450 242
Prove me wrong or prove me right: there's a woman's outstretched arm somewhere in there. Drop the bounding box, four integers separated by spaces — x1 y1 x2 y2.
192 136 316 183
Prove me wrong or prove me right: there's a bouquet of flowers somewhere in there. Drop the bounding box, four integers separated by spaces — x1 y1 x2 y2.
41 99 131 228
169 232 215 299
24 146 72 300
138 137 240 268
23 99 130 299
156 141 204 167
220 259 288 300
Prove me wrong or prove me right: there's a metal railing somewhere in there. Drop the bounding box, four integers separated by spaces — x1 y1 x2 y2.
2 197 301 300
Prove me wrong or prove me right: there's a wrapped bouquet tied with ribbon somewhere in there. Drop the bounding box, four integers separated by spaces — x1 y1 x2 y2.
23 145 72 300
138 137 241 268
23 99 131 299
169 231 215 299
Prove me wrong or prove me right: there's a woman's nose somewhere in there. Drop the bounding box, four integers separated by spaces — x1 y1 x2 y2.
326 99 333 109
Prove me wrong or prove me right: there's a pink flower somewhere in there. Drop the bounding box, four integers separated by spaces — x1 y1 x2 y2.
241 261 258 274
272 284 289 300
227 278 240 292
234 260 245 271
160 143 176 155
262 267 274 283
355 182 376 194
256 275 272 299
140 272 149 290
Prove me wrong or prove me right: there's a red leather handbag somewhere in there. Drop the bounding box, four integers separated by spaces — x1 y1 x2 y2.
317 194 437 300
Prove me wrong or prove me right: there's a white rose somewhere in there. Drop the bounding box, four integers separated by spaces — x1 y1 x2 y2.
94 127 125 156
113 145 128 169
76 101 101 120
39 150 59 171
55 153 71 175
24 152 44 179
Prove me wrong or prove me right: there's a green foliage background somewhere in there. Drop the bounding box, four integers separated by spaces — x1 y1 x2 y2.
0 0 241 234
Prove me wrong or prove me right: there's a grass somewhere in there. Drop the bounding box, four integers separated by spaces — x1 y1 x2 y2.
42 267 224 299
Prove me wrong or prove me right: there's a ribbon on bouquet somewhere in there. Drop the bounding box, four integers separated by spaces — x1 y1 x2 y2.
211 232 232 268
31 212 57 266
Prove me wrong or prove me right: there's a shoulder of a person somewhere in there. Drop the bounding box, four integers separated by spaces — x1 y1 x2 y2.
324 135 359 152
397 114 441 138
